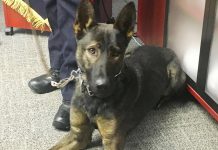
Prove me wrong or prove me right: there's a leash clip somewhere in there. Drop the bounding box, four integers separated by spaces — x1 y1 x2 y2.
114 70 122 78
86 85 94 96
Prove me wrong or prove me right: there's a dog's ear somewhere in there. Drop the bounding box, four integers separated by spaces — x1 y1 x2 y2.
114 2 136 38
74 0 96 39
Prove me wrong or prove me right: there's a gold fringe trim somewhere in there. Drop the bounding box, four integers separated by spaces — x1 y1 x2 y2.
2 0 51 31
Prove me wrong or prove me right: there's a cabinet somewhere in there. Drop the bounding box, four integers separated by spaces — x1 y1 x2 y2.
137 0 166 47
167 0 218 121
137 0 218 121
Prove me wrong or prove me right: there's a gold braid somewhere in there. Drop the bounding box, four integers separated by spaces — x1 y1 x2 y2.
2 0 51 31
2 0 50 73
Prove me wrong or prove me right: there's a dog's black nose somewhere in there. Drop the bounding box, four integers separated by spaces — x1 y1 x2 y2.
95 78 108 90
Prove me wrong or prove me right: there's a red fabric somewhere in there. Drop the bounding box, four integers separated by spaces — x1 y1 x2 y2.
3 3 50 31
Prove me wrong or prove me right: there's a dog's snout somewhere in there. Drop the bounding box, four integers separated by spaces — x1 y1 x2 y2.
95 78 108 90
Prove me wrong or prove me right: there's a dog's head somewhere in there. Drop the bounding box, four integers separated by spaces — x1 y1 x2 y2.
74 0 136 98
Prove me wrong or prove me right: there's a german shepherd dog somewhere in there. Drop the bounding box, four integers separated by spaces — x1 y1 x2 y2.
50 1 186 150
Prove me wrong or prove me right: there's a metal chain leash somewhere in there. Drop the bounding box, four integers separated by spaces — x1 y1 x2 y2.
51 68 82 89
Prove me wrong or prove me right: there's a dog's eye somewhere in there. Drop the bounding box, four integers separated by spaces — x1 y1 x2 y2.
87 48 97 56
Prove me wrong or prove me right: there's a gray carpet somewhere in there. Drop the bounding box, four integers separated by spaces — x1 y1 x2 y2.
0 1 218 150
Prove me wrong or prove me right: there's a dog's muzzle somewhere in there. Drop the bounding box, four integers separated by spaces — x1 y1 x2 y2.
80 64 125 98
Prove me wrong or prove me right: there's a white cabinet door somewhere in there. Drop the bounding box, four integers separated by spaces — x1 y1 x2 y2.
167 0 206 82
206 7 218 104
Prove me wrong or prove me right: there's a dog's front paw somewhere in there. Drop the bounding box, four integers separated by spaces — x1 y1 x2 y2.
49 145 62 150
49 140 86 150
49 131 91 150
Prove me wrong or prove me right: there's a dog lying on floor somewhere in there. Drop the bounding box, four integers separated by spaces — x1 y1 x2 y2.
50 1 186 150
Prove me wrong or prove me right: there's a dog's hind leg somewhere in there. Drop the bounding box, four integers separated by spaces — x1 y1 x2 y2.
49 106 93 150
96 115 126 150
155 57 186 109
166 57 186 95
